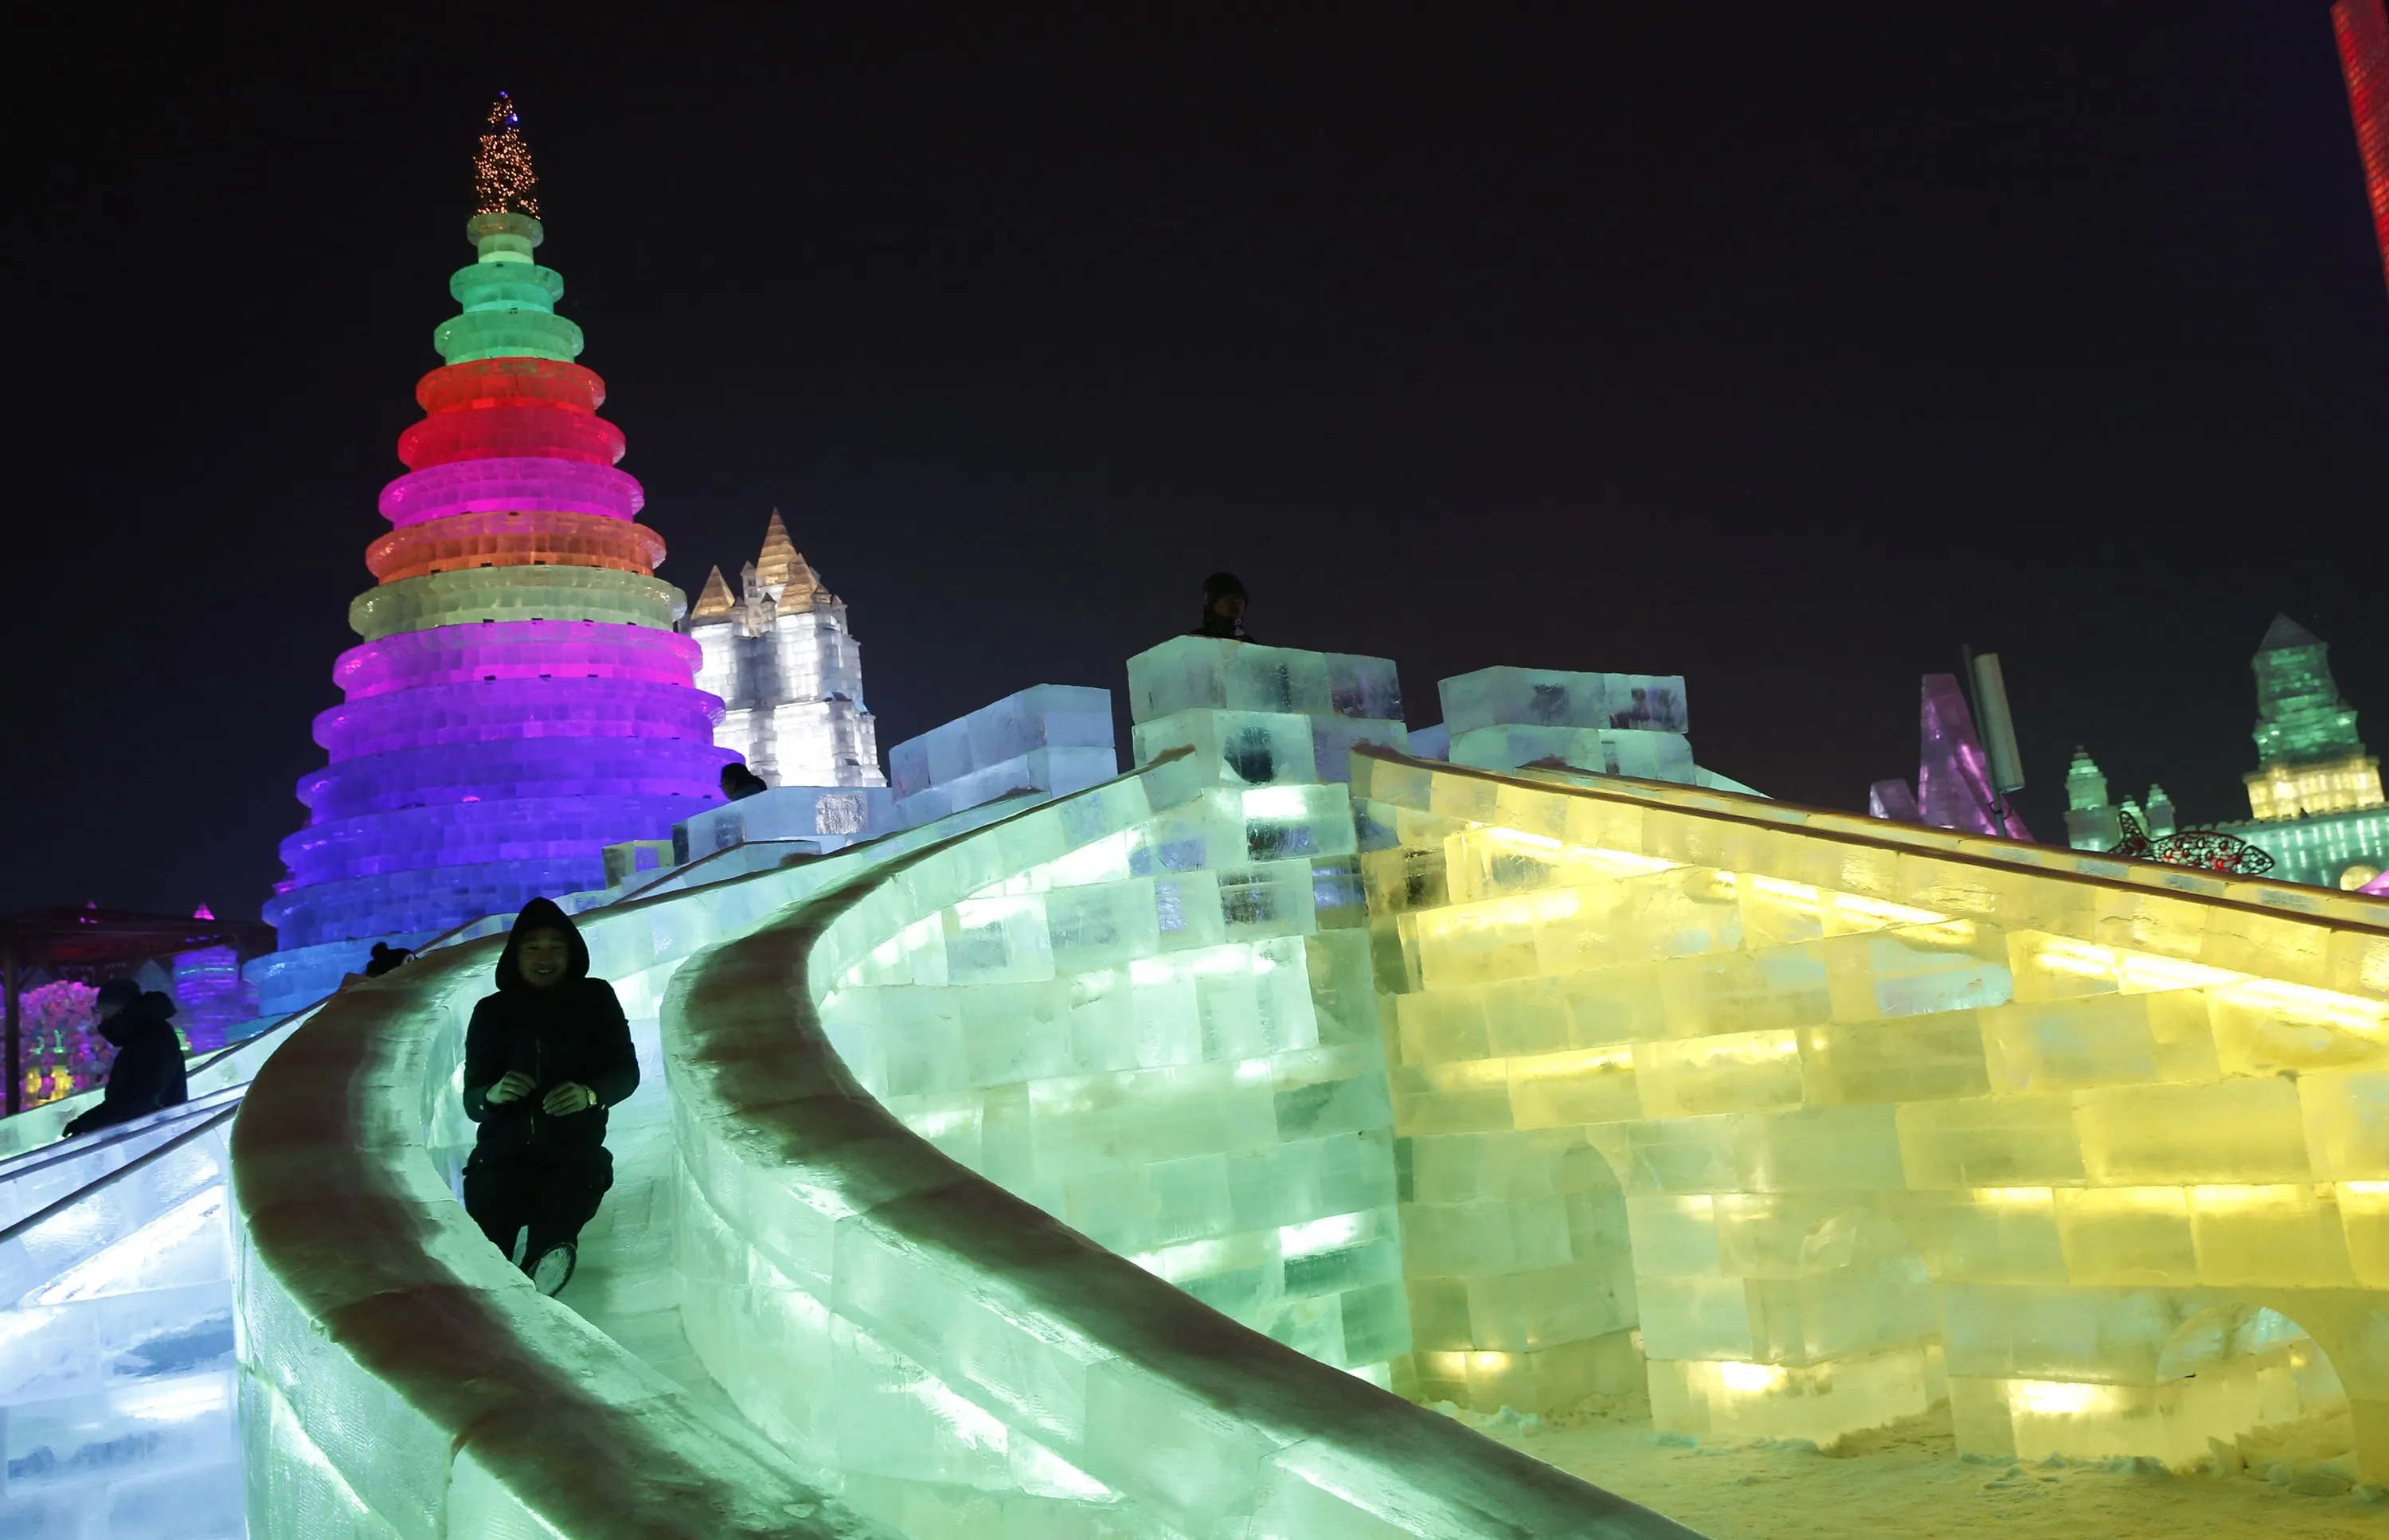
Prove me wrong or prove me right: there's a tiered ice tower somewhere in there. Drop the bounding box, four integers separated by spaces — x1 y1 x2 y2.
257 99 728 1003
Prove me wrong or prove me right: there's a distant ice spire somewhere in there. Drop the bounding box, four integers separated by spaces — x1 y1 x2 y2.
754 509 828 611
689 565 737 623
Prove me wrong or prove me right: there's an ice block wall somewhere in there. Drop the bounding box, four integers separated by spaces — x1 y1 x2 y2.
663 749 1694 1537
1355 744 2389 1482
259 205 729 1005
886 682 1119 827
1441 665 1696 784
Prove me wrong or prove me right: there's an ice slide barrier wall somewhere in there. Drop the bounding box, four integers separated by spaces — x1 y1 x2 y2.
225 747 1697 1539
1355 748 2389 1479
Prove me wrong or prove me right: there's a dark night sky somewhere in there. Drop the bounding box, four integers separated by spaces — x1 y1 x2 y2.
2 6 2382 921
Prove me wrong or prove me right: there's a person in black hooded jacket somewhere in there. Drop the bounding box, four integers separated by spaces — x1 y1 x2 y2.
61 979 189 1137
460 897 638 1296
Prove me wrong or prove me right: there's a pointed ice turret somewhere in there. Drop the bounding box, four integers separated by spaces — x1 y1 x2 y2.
689 565 737 624
683 512 884 789
2063 747 2121 851
2244 614 2384 820
754 509 827 612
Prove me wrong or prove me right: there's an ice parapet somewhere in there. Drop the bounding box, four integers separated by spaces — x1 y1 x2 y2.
887 683 1119 827
1128 636 1402 722
1439 665 1688 736
1437 666 1703 789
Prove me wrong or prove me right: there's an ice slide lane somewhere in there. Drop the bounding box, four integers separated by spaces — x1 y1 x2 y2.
0 1018 315 1540
229 762 1699 1538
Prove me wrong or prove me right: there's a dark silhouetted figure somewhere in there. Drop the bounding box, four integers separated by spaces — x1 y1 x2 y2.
365 941 415 977
719 762 769 800
61 979 189 1137
1188 571 1256 642
461 897 638 1296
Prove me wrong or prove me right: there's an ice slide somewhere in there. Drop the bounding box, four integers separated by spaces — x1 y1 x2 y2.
25 638 2389 1538
222 750 1694 1539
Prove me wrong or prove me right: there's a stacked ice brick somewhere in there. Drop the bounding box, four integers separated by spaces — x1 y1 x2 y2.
1128 637 1408 786
259 209 729 1005
1358 749 2389 1483
887 683 1119 827
1440 666 1695 784
785 639 1412 1384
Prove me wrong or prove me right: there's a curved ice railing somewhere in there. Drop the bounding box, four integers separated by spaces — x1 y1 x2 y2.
662 762 1696 1537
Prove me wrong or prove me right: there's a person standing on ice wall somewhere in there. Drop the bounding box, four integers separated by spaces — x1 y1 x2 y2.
460 897 637 1296
1188 570 1258 641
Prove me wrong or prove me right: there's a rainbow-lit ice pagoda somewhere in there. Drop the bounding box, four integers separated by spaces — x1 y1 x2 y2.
252 97 728 1007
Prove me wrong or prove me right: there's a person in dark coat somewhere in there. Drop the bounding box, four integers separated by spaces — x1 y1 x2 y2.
1188 571 1257 642
718 762 769 801
460 897 638 1296
61 979 190 1137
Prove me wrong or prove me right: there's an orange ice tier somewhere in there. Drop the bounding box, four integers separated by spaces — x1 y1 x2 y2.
397 398 627 468
366 509 666 582
415 357 606 414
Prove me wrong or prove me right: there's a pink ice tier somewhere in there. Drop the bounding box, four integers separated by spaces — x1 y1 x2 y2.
296 737 729 823
332 623 703 698
377 457 645 528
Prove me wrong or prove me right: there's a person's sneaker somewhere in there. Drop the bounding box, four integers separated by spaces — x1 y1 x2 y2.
530 1243 577 1297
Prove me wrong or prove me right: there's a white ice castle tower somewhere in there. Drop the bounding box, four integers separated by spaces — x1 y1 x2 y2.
685 511 885 788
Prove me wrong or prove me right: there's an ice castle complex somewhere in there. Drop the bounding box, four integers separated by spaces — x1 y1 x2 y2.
17 101 2389 1540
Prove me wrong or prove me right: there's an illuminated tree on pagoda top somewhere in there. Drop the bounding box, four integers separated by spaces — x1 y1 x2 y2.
475 92 540 217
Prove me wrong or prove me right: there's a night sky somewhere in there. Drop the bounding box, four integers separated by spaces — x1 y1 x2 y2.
4 6 2381 922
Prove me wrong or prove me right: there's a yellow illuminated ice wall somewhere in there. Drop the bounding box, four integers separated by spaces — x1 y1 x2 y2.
1355 744 2389 1479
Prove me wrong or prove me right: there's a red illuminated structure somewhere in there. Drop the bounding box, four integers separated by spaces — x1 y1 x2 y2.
2336 0 2389 292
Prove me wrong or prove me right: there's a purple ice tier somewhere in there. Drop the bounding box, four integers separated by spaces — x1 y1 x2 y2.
334 622 703 698
280 795 715 886
313 677 721 759
378 456 644 527
299 737 731 822
264 855 628 948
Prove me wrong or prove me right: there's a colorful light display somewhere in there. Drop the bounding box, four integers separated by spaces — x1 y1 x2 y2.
263 109 728 965
2337 0 2389 295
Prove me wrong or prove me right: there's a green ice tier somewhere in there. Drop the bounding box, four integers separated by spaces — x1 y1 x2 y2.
435 211 583 365
348 569 684 643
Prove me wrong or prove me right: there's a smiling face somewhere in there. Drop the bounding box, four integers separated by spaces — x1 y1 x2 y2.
515 928 573 989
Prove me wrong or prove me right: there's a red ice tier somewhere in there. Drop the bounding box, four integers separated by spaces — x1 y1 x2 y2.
264 208 729 963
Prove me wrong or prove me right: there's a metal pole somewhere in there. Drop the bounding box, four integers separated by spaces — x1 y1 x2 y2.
4 943 20 1118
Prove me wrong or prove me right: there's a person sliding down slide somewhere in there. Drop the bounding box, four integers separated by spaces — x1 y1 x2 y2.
460 897 638 1296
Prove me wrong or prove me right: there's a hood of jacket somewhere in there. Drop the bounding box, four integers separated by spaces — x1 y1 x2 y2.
494 897 592 992
98 990 178 1048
